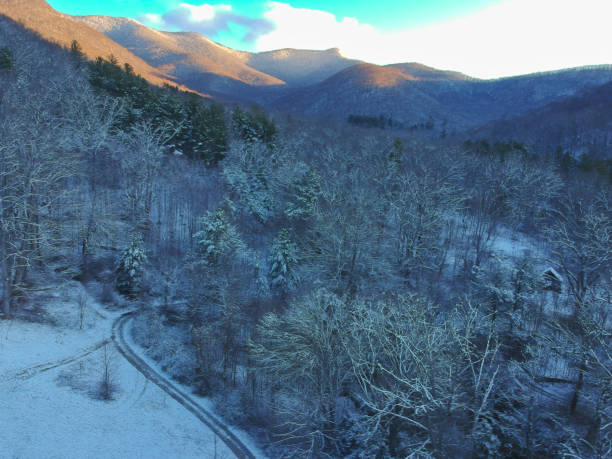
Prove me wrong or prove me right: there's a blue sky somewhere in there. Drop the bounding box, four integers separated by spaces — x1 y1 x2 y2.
48 0 612 78
47 0 501 31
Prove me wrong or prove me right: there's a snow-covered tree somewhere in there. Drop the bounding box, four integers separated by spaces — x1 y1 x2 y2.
285 168 322 219
115 234 147 296
268 228 299 294
472 254 514 326
119 121 172 233
193 207 243 267
0 35 81 315
346 294 459 456
250 289 352 455
223 143 276 224
546 192 611 314
232 106 277 145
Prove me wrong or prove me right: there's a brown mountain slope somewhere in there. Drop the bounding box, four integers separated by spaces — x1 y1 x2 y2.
318 62 472 88
388 62 474 81
0 0 188 90
273 63 460 126
76 17 361 89
327 63 418 88
74 15 284 94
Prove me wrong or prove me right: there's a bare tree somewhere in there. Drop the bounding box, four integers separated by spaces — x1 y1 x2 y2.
346 295 458 455
250 289 353 456
67 92 121 276
118 121 177 235
547 191 611 315
0 43 80 316
387 167 462 286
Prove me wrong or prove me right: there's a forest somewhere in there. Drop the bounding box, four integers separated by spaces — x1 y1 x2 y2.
0 15 610 459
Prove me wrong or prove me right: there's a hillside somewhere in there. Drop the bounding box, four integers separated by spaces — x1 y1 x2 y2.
473 79 612 159
5 1 611 128
274 62 612 130
273 63 460 127
74 15 285 98
0 0 187 90
388 62 474 81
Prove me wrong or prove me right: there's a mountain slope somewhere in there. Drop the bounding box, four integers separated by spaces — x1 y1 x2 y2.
273 63 462 126
4 0 612 131
274 63 612 129
0 0 185 90
74 15 285 97
388 62 474 81
474 80 612 158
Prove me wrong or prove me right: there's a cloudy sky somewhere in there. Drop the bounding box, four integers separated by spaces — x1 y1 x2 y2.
48 0 612 79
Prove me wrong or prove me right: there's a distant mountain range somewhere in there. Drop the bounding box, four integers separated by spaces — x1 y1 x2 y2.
1 0 611 154
474 80 612 158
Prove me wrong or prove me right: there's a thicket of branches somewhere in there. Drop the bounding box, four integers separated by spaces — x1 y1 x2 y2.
1 16 610 458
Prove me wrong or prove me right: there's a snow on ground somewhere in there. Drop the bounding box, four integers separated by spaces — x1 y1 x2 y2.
488 224 549 265
124 319 267 459
0 282 110 377
0 282 238 459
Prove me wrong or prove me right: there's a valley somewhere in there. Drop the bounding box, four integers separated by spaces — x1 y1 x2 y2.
0 1 610 458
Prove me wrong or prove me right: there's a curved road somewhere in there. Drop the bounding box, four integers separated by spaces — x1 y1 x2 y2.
112 311 256 459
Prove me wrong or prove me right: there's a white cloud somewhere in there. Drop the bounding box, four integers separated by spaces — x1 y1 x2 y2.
140 3 274 44
179 3 232 22
257 0 612 78
143 13 162 25
258 2 376 51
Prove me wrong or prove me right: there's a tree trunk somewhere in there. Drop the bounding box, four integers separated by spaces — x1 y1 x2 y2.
570 357 586 415
1 270 10 317
1 249 13 317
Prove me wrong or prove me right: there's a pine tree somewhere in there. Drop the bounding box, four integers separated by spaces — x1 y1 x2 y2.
69 40 85 64
285 168 322 219
0 46 13 70
268 228 299 293
232 106 277 145
194 208 242 266
115 234 147 297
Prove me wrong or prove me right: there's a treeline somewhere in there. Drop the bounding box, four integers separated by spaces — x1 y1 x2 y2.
465 139 612 181
80 44 278 165
347 113 404 129
83 47 228 165
348 113 441 133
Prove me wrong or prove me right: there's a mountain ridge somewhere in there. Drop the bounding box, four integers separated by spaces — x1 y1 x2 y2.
3 0 612 137
473 80 612 159
0 0 191 91
73 14 285 97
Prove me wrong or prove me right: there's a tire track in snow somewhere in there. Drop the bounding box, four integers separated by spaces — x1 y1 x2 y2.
112 311 256 459
1 339 109 383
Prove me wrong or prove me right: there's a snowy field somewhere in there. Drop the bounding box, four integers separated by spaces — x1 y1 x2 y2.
0 282 241 459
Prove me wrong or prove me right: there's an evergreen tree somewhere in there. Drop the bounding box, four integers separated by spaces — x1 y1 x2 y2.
285 168 322 219
0 46 13 70
232 106 277 145
194 208 242 266
181 96 228 163
69 40 85 66
268 228 299 293
115 234 147 297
